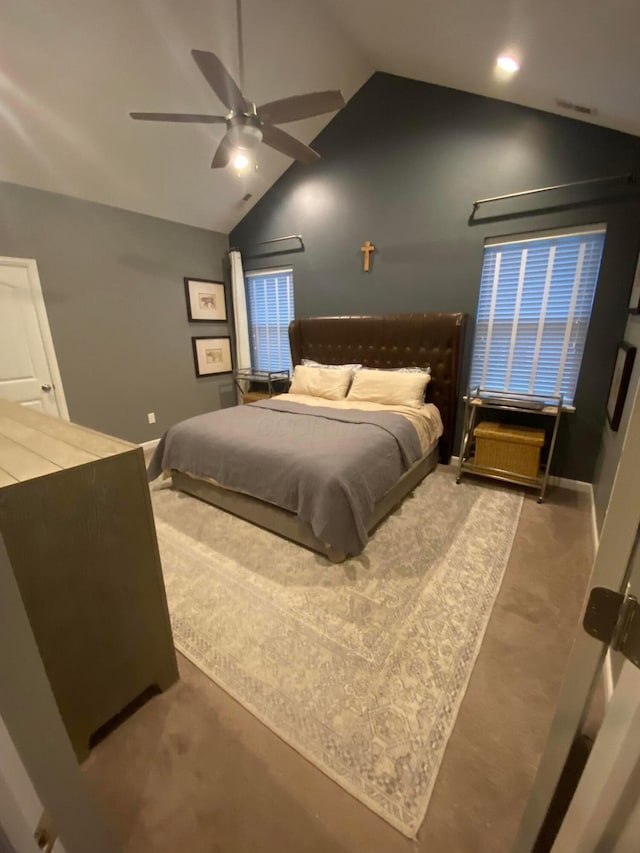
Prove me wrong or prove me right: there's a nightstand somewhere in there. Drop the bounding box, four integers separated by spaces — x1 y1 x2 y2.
233 368 290 404
456 387 563 502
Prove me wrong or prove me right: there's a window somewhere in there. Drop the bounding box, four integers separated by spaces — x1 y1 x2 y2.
469 225 606 407
245 268 295 372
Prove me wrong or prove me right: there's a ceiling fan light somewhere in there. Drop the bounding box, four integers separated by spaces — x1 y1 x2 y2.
230 149 258 176
232 152 250 171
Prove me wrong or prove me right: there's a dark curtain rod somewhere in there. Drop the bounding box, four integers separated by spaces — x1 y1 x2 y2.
229 234 304 254
471 172 634 213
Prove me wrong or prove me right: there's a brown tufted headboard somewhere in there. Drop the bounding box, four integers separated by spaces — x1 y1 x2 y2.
288 313 467 462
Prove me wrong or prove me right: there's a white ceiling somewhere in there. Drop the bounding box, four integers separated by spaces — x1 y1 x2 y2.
323 0 640 138
0 0 370 232
1 0 639 233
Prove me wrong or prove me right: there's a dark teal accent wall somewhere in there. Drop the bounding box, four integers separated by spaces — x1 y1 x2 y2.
231 72 640 480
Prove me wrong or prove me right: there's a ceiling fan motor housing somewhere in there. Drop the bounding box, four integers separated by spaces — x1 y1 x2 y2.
227 111 263 150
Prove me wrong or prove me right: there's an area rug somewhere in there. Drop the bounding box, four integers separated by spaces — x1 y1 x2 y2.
151 471 523 837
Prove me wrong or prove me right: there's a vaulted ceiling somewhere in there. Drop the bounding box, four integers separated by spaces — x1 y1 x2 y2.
1 0 639 233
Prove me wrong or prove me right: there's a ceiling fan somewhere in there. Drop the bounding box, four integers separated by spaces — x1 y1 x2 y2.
130 0 345 171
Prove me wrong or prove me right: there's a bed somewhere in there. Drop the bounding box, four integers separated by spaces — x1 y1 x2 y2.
149 313 466 561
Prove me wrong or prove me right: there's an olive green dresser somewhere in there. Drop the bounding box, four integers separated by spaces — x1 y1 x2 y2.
0 400 178 759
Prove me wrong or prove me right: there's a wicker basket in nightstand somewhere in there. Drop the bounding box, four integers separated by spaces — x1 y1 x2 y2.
474 421 545 479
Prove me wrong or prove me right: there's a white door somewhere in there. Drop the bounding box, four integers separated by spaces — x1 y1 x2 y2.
0 257 68 419
514 378 640 850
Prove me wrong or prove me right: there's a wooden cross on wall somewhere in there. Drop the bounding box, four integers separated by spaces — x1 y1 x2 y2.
360 239 375 272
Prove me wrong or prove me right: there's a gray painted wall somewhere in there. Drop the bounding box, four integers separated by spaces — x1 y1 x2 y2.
592 313 640 528
0 181 230 443
231 72 640 481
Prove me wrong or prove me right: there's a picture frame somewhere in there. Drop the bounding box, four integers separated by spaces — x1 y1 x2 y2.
606 342 637 431
191 336 233 378
184 278 227 322
629 254 640 314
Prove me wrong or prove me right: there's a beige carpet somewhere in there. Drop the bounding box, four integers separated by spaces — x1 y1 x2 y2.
151 471 522 837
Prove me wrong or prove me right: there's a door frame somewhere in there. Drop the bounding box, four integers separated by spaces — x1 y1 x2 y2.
513 378 640 849
0 256 69 420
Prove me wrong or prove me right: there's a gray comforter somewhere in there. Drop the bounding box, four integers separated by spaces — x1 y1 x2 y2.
148 398 423 554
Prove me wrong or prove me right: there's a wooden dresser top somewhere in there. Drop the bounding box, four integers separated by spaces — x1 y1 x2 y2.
0 400 136 486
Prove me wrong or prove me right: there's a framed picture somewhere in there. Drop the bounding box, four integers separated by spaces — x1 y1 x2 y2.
629 255 640 314
606 342 637 431
191 336 233 377
184 278 227 322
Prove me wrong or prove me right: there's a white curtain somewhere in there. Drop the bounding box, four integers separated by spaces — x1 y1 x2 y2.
230 249 251 400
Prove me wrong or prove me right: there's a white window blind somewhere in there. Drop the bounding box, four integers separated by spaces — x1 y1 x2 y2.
245 268 295 372
469 227 606 406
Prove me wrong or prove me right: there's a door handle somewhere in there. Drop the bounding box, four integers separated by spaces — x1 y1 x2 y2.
41 383 52 392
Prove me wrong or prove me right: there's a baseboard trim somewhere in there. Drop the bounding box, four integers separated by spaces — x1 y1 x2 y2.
140 438 160 451
548 476 592 494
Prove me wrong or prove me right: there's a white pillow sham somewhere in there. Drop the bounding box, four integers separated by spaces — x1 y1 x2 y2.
289 364 353 400
301 358 363 372
347 367 431 408
391 365 431 375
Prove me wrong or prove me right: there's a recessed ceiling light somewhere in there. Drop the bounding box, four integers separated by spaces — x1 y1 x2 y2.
496 55 520 73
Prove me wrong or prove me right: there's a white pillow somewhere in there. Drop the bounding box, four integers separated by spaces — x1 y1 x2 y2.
347 368 430 408
289 364 353 400
391 365 431 375
301 358 363 372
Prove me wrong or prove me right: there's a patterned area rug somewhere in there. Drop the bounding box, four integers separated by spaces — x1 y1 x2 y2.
151 471 522 837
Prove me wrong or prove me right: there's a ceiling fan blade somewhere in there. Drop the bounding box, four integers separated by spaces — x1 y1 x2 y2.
257 90 345 125
191 49 247 113
130 112 227 123
211 135 235 169
261 125 320 165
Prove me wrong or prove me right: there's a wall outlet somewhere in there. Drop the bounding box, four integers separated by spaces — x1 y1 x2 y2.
147 412 156 424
